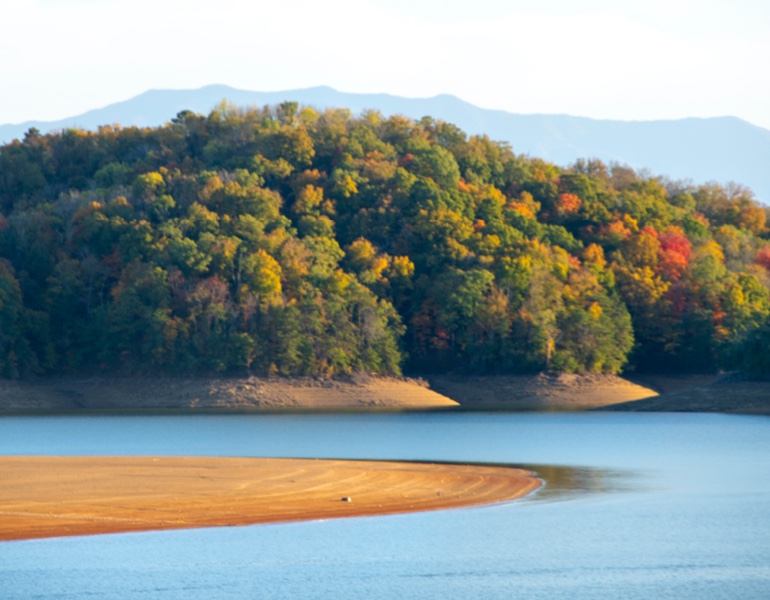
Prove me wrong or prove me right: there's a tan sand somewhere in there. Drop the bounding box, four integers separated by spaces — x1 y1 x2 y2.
3 372 767 414
0 456 539 541
606 374 770 414
0 375 458 412
429 373 659 410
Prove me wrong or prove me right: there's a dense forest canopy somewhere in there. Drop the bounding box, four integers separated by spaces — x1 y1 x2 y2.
1 101 769 379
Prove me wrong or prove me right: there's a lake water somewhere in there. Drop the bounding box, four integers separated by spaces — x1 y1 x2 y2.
1 411 770 599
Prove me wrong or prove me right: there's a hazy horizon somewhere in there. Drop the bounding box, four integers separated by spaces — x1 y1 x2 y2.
3 83 770 133
2 0 769 129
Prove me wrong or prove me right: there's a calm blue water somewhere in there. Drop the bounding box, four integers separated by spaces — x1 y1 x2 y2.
1 412 769 599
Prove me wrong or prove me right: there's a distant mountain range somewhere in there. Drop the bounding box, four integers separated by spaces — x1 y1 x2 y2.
2 84 769 202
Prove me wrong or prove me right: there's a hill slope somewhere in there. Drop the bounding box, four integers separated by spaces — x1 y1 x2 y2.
1 102 769 381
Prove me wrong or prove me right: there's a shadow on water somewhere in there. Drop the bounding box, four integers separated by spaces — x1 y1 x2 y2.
519 463 648 504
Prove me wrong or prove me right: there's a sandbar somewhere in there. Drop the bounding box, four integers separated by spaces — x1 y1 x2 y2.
0 456 539 541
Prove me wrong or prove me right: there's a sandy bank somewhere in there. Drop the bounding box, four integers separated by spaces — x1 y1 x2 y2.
2 372 765 414
603 373 770 414
0 456 539 541
428 373 658 411
0 375 457 413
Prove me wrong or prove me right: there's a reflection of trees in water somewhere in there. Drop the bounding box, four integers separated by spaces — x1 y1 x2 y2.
518 464 643 503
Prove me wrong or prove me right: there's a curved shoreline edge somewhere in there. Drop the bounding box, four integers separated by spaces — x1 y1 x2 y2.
1 373 767 414
0 374 658 413
0 456 540 542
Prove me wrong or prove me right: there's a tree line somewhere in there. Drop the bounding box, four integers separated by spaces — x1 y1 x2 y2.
1 101 769 378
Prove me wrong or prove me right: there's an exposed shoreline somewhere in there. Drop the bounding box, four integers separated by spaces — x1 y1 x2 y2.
427 373 659 411
603 373 770 414
0 375 459 413
0 372 768 415
0 456 540 541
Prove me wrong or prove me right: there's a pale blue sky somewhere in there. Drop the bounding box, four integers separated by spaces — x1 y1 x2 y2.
3 0 769 128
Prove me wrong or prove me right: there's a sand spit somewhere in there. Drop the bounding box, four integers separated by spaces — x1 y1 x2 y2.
0 375 458 412
0 456 540 541
428 373 659 411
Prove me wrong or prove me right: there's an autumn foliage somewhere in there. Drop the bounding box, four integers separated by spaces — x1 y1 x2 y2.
657 226 692 281
0 103 768 378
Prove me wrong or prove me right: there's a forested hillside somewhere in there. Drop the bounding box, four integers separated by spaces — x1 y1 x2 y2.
1 102 769 378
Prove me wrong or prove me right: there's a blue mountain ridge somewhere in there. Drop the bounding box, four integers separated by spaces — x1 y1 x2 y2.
2 84 769 203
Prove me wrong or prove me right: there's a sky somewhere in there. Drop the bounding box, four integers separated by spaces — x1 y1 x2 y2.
2 0 770 129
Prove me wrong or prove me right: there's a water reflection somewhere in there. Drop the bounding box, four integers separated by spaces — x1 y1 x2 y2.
1 414 768 600
387 459 646 505
519 463 647 503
